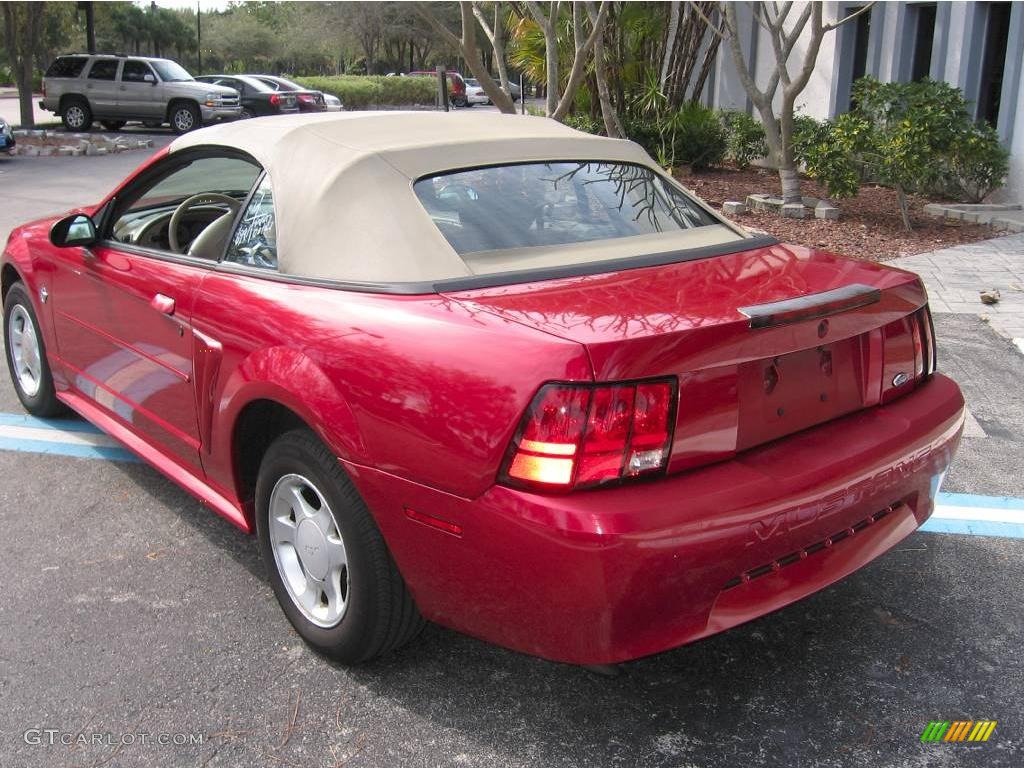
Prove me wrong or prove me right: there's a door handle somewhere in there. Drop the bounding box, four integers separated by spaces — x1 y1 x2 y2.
151 293 176 316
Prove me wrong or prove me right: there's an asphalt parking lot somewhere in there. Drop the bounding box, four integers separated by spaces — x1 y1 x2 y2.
1 138 1022 767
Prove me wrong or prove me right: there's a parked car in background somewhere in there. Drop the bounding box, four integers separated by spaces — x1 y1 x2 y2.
503 80 522 101
322 93 343 111
407 70 468 107
0 116 14 154
3 112 964 666
40 53 241 134
463 78 490 106
196 74 299 118
252 75 327 112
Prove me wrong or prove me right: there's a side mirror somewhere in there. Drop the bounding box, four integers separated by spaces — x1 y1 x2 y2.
50 214 97 248
144 73 156 84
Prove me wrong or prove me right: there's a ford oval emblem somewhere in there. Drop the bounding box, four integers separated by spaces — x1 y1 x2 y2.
892 372 911 387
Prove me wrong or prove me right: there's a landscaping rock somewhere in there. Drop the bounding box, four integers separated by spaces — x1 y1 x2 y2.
815 205 840 220
980 289 1000 305
781 203 806 219
56 147 74 157
722 201 747 216
923 203 946 217
23 146 39 156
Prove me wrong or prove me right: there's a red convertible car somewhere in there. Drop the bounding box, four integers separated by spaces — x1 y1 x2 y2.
2 113 964 665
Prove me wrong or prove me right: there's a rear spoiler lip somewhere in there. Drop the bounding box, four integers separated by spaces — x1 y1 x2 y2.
739 283 882 329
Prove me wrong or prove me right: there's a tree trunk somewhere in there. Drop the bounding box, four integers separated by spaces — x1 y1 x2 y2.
16 59 35 128
588 2 622 138
660 1 681 90
896 187 912 231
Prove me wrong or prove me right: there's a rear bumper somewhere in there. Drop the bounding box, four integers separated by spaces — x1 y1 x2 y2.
347 373 965 664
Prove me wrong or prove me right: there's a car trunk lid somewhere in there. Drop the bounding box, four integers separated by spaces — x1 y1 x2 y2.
443 241 930 474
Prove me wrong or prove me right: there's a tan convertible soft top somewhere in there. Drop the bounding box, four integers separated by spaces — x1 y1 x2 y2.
170 112 740 285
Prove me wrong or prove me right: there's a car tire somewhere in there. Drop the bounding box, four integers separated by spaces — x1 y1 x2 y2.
255 429 425 664
61 98 93 132
100 120 126 131
4 283 65 417
240 108 255 120
169 103 200 134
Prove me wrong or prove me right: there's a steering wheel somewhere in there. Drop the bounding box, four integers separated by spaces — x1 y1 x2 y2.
168 193 242 254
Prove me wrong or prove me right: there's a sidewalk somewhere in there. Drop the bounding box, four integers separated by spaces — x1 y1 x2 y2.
889 233 1024 351
0 93 56 127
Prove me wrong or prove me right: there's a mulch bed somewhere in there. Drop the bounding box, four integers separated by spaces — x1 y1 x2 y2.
676 166 994 262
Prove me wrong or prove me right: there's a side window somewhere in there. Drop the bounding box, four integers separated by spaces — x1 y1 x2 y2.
122 61 154 83
87 59 119 81
109 155 261 255
45 57 88 78
224 175 277 270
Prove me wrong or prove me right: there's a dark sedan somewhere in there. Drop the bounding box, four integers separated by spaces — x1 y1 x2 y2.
253 75 327 112
195 74 299 118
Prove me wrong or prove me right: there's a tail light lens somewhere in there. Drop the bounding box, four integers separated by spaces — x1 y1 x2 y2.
880 304 936 404
299 93 315 103
500 378 677 491
269 93 280 106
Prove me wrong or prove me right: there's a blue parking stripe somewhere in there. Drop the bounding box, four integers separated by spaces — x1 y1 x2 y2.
0 412 103 434
920 517 1024 540
936 492 1024 511
0 436 138 463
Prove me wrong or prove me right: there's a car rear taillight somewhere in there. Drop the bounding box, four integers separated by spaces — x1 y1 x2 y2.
299 93 315 103
880 304 936 403
269 93 280 106
500 378 677 491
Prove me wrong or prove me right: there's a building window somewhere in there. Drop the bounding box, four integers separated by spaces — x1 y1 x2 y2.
910 3 937 81
977 1 1012 126
850 6 871 96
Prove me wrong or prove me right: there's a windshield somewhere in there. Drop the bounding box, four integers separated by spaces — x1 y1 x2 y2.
414 161 722 257
152 60 193 83
466 79 480 87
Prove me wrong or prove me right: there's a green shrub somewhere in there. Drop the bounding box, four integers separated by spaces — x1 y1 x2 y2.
626 102 726 170
290 75 435 109
797 77 1010 227
563 114 603 135
720 110 767 169
791 113 825 166
940 123 1010 203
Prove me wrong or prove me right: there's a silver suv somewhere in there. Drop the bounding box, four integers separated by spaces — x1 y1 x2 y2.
41 54 241 134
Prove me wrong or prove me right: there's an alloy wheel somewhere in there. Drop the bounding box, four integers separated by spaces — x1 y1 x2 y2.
8 304 42 398
268 473 350 628
65 106 85 129
173 109 195 132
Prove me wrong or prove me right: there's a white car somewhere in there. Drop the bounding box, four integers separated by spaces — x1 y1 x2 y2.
463 78 490 106
323 93 343 112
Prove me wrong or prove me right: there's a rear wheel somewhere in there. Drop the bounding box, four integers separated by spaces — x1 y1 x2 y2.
169 103 199 134
255 430 424 663
61 98 92 132
3 283 64 417
240 107 256 120
100 120 126 131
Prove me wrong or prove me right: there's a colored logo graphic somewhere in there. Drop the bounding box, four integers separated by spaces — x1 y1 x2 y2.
921 721 997 742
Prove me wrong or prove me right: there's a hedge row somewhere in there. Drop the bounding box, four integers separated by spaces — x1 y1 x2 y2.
291 75 436 109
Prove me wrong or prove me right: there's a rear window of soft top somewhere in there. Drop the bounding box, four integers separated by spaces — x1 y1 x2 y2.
413 161 721 257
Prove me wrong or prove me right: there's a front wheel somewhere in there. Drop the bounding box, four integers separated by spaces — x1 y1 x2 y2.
255 430 424 663
4 283 64 417
170 103 200 134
